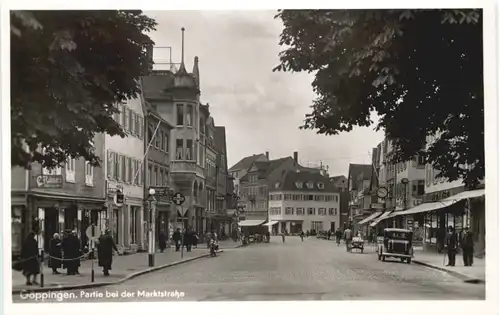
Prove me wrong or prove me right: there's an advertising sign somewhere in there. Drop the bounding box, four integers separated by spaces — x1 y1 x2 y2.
36 175 63 188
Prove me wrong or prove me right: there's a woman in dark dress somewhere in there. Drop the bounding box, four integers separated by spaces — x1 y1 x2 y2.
21 232 40 285
158 231 167 253
48 233 62 274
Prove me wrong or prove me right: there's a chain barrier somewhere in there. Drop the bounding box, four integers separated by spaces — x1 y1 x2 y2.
13 255 39 264
46 252 91 261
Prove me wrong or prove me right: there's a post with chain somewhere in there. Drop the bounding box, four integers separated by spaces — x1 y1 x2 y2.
91 240 95 282
40 249 44 288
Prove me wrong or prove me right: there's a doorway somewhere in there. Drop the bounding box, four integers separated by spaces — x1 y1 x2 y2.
43 208 58 252
330 222 336 232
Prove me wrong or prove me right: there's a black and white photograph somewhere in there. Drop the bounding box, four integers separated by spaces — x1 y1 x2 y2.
3 2 498 315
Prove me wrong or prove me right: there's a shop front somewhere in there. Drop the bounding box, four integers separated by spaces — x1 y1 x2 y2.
156 202 170 243
11 193 29 258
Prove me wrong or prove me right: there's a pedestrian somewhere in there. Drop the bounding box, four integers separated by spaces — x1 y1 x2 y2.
327 230 332 240
173 228 182 252
445 226 458 266
335 228 343 246
300 231 305 242
71 230 81 275
185 227 195 252
20 232 40 285
461 226 474 266
158 231 167 253
97 229 120 276
306 230 310 238
281 231 286 243
344 226 353 252
62 230 80 275
48 233 62 274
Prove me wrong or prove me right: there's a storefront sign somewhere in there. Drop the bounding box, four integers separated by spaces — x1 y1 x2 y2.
36 175 63 188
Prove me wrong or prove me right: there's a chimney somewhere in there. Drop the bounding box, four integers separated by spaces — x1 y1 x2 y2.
265 151 269 159
293 151 298 163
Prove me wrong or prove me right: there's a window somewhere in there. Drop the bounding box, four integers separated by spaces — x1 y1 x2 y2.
43 165 62 176
285 207 294 215
318 208 326 215
65 157 76 182
163 169 169 186
186 140 193 160
147 164 152 186
119 103 125 127
159 168 164 186
334 208 338 216
131 160 136 185
163 132 169 152
85 162 94 186
176 104 184 126
325 195 333 202
306 182 314 189
314 195 325 202
275 182 280 188
418 154 425 166
306 194 313 201
155 128 161 148
292 194 301 201
154 165 159 186
130 207 137 244
296 208 304 215
284 194 291 200
130 111 136 135
317 182 325 189
138 116 143 139
114 153 121 181
307 207 315 215
186 105 193 127
114 103 121 123
417 180 425 195
124 157 131 184
328 208 334 215
120 155 126 182
176 139 183 160
107 150 115 179
137 160 143 186
123 106 130 132
295 181 303 188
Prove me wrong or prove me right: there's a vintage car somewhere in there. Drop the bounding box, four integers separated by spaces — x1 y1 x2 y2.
377 228 413 264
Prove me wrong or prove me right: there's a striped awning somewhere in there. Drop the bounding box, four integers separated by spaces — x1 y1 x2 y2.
358 211 383 225
370 211 393 227
238 220 266 227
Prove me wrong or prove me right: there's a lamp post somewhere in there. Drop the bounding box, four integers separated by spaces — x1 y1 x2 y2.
147 188 156 267
401 178 409 229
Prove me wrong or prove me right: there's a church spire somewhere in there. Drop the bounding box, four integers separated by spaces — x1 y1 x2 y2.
177 27 188 75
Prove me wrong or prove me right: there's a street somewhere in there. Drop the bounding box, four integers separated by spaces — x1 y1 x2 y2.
13 236 484 302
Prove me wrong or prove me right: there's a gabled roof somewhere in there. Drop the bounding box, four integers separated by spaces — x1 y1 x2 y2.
348 164 373 190
241 157 293 182
270 170 339 193
214 126 226 155
229 153 267 172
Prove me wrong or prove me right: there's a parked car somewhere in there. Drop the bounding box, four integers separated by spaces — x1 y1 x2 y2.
377 228 413 264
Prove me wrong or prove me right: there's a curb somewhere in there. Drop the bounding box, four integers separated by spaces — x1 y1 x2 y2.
12 250 228 294
413 260 485 284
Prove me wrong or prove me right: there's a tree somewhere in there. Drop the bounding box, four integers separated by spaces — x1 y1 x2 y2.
11 10 157 169
274 10 484 188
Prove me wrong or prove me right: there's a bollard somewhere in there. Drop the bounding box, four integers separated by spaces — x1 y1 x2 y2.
40 250 44 288
181 234 184 259
91 241 95 282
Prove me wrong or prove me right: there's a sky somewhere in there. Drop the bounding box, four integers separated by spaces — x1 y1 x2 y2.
145 10 384 176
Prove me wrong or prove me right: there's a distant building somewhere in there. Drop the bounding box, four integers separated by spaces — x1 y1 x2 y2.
229 153 268 198
268 170 341 233
330 175 348 192
347 163 373 227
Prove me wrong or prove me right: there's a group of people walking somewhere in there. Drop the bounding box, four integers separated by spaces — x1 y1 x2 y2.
444 225 475 267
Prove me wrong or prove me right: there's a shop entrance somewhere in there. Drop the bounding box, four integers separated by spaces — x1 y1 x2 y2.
43 208 58 252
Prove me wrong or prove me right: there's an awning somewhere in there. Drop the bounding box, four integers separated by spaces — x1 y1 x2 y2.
238 220 266 227
358 211 383 225
370 211 393 227
442 189 485 202
263 221 279 226
388 200 458 217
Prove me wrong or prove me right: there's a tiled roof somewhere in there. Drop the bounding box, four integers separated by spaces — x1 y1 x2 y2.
240 157 292 182
140 74 175 100
270 170 338 193
229 153 267 172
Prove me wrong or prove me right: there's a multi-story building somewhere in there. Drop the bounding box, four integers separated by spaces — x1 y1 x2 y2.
229 153 268 198
11 135 107 257
330 175 348 192
142 102 174 246
214 126 232 235
105 97 147 250
141 44 209 232
204 114 217 233
268 170 341 234
239 153 300 222
347 163 373 227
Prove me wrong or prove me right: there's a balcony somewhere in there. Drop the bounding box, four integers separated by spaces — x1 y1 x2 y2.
171 161 205 178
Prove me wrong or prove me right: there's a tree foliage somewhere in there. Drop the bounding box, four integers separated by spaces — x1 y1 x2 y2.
275 9 484 188
11 10 157 169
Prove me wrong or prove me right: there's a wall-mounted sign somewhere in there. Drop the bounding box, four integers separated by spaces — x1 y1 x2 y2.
36 175 63 188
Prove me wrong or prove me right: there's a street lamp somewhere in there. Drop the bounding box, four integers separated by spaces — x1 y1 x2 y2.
400 178 409 229
148 188 156 267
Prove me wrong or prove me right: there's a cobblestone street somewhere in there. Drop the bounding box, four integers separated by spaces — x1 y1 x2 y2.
13 237 485 302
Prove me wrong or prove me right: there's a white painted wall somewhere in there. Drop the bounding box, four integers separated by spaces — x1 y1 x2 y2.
268 191 340 231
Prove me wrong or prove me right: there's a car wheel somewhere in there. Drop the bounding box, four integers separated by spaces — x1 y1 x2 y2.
361 249 363 254
407 258 411 264
378 253 381 260
382 255 386 261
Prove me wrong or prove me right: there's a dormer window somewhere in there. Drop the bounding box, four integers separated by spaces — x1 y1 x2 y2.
295 181 303 188
306 182 314 189
317 182 325 189
275 182 280 188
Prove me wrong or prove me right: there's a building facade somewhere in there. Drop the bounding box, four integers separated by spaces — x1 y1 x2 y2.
229 153 268 198
268 170 341 234
347 163 373 227
204 114 217 233
214 126 232 235
12 135 106 257
105 97 146 250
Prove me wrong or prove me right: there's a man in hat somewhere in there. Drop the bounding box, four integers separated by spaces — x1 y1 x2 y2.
445 226 458 266
461 226 474 266
97 229 119 276
62 229 81 275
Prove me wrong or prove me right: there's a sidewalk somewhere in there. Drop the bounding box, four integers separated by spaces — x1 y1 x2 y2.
12 240 241 293
413 250 485 283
